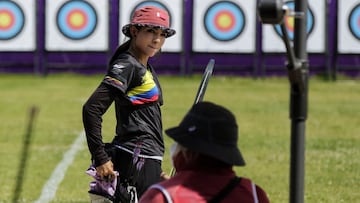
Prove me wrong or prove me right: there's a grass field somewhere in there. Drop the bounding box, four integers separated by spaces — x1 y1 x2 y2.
0 73 359 203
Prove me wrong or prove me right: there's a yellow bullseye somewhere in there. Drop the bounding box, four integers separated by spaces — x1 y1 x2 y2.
69 12 85 29
0 12 12 28
217 14 232 29
285 16 295 31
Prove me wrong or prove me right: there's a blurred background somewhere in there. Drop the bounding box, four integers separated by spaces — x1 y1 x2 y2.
0 0 359 79
1 1 359 202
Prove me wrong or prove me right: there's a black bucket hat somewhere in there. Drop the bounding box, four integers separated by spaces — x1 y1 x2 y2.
165 102 245 166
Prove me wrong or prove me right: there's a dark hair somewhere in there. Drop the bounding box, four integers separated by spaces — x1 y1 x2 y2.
109 25 144 65
109 25 164 65
109 39 131 65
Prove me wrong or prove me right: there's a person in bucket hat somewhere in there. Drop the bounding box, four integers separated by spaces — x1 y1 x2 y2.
140 102 270 203
122 6 176 38
83 5 175 203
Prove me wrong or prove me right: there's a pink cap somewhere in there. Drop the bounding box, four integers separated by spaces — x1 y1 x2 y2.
122 6 176 38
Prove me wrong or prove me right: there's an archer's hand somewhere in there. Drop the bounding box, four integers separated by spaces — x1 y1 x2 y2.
96 160 116 181
160 171 170 181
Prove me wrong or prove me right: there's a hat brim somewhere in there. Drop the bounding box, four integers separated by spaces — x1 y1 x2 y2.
165 126 246 166
122 24 176 38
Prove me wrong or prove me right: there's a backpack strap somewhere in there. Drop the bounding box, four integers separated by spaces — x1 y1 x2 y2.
148 184 173 203
251 181 259 203
242 178 259 203
208 176 241 203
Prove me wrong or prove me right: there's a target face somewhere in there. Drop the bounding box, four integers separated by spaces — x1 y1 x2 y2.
192 0 256 53
56 0 97 40
0 1 24 40
338 0 360 53
348 4 360 40
273 1 314 40
203 1 245 41
131 1 172 26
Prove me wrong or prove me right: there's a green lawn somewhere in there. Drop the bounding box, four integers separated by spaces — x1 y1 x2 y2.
0 73 359 202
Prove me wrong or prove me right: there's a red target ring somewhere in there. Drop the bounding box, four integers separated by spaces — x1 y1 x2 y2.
0 1 25 40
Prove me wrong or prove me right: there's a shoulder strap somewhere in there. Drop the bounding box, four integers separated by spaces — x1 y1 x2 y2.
208 176 241 203
148 184 173 203
241 178 259 203
251 181 259 203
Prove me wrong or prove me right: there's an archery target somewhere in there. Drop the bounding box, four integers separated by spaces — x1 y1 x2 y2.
273 2 314 41
349 4 360 40
46 0 109 51
204 1 245 41
56 1 97 40
262 0 326 53
0 1 24 40
338 1 360 53
192 0 256 53
119 0 183 52
0 0 35 51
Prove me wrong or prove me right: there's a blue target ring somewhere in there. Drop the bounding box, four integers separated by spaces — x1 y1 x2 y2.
0 1 24 40
56 0 97 40
204 1 245 41
132 1 172 26
348 4 360 40
274 1 314 40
